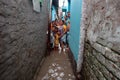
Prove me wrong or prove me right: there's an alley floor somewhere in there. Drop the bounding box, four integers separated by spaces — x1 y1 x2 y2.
34 49 76 80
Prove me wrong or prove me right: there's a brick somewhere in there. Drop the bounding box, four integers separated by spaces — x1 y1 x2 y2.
81 0 120 80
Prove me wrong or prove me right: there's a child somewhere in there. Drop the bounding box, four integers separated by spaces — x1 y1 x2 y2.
60 20 67 52
54 27 59 49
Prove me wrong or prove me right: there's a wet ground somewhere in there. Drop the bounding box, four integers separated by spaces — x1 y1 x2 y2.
34 50 76 80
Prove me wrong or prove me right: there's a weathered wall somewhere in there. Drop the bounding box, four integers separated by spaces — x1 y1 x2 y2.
69 0 82 61
81 0 120 79
0 0 48 80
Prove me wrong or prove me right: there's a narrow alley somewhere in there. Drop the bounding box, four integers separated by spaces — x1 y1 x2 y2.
34 50 76 80
0 0 120 80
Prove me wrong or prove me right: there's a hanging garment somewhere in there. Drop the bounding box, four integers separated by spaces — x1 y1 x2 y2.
32 0 40 12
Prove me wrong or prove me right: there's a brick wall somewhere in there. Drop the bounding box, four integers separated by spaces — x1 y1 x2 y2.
81 0 120 79
0 0 48 80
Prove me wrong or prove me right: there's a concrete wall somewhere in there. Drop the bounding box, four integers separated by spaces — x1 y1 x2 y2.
48 0 52 22
81 0 120 79
0 0 48 80
69 0 82 61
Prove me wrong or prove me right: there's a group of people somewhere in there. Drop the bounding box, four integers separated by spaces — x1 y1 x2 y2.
49 12 70 53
